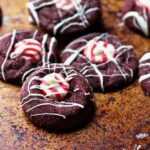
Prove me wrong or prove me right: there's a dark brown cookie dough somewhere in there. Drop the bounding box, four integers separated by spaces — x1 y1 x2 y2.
21 64 93 130
0 30 58 84
61 33 138 92
27 0 101 35
122 0 150 36
139 53 150 96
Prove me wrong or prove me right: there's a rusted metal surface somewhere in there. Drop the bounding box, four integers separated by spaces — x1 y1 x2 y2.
0 0 149 149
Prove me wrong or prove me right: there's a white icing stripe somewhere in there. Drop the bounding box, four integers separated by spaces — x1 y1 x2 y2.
139 53 150 83
64 47 85 65
30 113 66 119
0 33 12 41
123 11 149 36
0 30 33 41
27 2 40 25
22 98 84 108
0 29 56 83
116 45 133 59
91 63 104 91
47 37 56 64
21 64 87 119
27 0 99 34
53 9 84 34
61 22 86 33
139 52 150 62
1 30 17 80
34 1 56 9
139 63 150 67
22 93 45 103
32 30 38 39
139 73 150 83
41 34 48 66
85 73 131 78
22 35 56 82
27 103 58 112
59 7 99 33
21 98 41 106
26 102 84 113
22 66 42 82
63 35 107 65
63 34 134 91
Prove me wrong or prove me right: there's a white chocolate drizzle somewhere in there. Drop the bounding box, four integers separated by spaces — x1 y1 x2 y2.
139 52 150 62
139 52 150 83
27 0 99 34
1 30 17 80
0 30 57 82
30 113 66 119
21 64 87 119
122 9 149 36
62 33 135 92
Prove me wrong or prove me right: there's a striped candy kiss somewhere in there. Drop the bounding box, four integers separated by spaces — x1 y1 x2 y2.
54 0 81 10
10 39 42 61
83 40 115 63
40 73 69 101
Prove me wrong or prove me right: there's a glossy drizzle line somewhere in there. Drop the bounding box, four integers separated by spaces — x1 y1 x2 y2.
123 9 149 36
22 31 57 82
27 0 99 34
139 52 150 83
63 33 134 92
1 30 17 80
21 64 88 119
0 30 57 81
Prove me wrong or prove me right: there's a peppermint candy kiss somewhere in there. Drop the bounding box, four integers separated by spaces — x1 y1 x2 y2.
83 40 115 63
40 73 69 101
10 39 42 61
54 0 81 10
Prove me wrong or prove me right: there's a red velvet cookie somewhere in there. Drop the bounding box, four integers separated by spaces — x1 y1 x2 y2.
21 64 93 130
61 33 138 92
122 0 150 36
27 0 101 35
0 30 58 84
139 53 150 96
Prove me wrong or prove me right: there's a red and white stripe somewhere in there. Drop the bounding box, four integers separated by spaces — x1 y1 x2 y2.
83 40 115 63
40 73 69 101
53 0 81 10
10 39 42 61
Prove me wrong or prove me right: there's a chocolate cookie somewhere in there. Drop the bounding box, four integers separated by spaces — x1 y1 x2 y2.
139 53 150 96
27 0 101 35
0 6 2 25
21 64 93 130
122 0 150 36
0 30 58 84
61 33 138 92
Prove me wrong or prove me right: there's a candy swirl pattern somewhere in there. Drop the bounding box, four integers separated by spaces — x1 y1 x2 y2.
0 30 57 84
21 64 93 129
40 73 70 101
10 39 42 61
61 33 138 92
